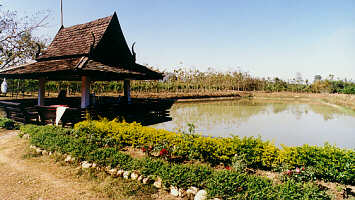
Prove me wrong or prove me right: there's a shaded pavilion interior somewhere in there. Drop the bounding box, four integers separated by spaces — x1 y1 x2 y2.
0 12 173 125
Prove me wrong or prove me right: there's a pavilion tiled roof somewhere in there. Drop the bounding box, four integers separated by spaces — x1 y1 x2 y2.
37 15 113 60
0 56 161 81
0 12 163 81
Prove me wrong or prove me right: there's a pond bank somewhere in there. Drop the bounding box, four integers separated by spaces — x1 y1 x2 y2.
132 91 251 100
252 92 355 111
133 91 355 111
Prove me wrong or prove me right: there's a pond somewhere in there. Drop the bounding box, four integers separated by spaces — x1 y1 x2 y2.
150 98 355 149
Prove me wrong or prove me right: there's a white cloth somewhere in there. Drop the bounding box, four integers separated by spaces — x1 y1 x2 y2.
1 78 7 94
55 106 68 126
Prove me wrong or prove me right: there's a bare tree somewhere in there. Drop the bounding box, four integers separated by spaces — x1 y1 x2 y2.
295 72 303 84
314 75 322 83
0 5 49 69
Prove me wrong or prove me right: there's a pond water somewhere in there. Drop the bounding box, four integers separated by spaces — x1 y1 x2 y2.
150 98 355 149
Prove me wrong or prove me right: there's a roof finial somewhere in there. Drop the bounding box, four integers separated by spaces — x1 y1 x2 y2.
35 43 41 58
89 32 96 57
60 0 64 27
131 42 136 63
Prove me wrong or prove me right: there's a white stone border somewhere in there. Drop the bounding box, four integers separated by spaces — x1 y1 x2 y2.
28 144 219 200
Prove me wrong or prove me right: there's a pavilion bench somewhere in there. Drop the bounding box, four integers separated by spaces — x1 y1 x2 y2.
0 101 39 124
36 105 57 125
61 107 83 126
36 105 84 127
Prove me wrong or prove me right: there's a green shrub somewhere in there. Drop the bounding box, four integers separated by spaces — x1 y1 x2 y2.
206 170 285 200
21 125 76 153
341 86 355 94
275 180 331 200
231 154 247 172
206 170 250 199
87 147 118 166
206 171 330 200
159 164 212 189
0 117 18 130
277 144 355 184
139 157 166 176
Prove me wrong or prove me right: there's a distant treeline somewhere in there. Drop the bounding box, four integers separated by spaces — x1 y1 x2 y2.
3 69 355 96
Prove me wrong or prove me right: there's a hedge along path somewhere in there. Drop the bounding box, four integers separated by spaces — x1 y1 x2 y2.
0 131 110 200
21 125 335 200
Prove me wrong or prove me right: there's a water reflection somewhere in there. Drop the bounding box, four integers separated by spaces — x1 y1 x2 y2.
150 99 355 148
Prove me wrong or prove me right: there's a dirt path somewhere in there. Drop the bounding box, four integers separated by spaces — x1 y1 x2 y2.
0 131 176 200
0 131 107 200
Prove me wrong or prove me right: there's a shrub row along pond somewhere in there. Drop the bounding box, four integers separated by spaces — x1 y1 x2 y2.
19 124 334 199
72 119 354 185
0 116 353 186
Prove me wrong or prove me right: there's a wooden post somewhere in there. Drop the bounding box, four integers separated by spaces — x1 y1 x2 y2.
81 76 90 108
38 78 46 106
124 80 131 104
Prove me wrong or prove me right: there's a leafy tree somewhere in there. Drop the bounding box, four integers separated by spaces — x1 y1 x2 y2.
0 5 48 69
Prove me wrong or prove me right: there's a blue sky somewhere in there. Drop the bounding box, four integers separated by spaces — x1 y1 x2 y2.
2 0 355 81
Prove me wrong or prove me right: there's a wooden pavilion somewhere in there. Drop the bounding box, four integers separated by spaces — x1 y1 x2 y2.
0 13 170 125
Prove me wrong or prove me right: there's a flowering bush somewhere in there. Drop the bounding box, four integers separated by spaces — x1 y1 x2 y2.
141 145 153 156
281 167 317 182
159 148 168 157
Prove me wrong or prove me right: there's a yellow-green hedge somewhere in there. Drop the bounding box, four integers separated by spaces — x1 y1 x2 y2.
74 119 276 168
73 119 354 185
